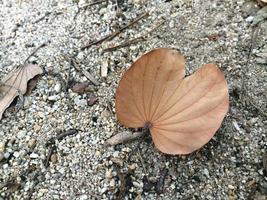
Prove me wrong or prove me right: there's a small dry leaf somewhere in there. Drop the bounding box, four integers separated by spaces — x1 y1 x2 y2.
0 64 43 120
71 82 91 94
116 48 229 155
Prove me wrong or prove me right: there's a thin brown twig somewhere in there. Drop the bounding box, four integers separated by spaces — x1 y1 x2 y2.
103 20 165 52
23 43 47 65
64 55 100 86
74 0 107 20
34 11 63 24
80 0 108 9
81 12 149 50
137 147 148 175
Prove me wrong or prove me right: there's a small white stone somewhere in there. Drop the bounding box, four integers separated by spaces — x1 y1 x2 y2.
74 96 87 107
17 130 27 139
13 151 20 158
3 163 9 169
100 187 107 194
79 194 88 200
30 153 39 159
58 168 65 174
54 83 61 93
110 179 115 187
203 168 209 177
245 16 254 22
48 95 59 101
228 184 235 189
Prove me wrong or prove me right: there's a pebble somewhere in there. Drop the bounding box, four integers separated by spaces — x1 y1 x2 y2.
203 168 210 177
30 153 39 159
33 124 41 132
79 194 88 200
28 139 36 149
51 154 58 164
74 96 88 107
48 95 59 101
109 179 115 187
4 152 11 159
13 151 20 158
54 83 61 93
100 187 107 194
105 169 112 179
0 142 5 153
17 130 27 139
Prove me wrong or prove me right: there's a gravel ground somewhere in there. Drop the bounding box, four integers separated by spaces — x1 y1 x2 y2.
0 0 267 199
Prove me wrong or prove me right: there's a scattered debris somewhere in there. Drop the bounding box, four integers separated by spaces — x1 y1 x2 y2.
105 131 144 146
103 20 165 52
81 12 149 50
69 58 100 86
71 82 92 94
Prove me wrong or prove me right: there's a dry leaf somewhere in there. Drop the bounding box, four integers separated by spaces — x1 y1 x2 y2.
115 48 229 155
71 82 91 94
0 64 43 120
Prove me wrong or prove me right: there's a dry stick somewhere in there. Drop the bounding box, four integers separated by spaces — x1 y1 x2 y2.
56 129 78 140
74 0 107 20
34 11 63 24
80 0 108 9
103 20 165 52
69 57 100 86
23 43 47 65
137 147 148 175
81 12 149 50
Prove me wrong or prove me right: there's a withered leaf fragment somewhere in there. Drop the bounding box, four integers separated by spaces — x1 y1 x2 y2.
0 64 43 120
115 48 229 155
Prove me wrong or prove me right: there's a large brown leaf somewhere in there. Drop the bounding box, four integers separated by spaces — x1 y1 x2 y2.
0 64 43 120
115 48 229 155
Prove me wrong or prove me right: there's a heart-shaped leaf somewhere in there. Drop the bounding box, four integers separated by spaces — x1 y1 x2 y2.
116 48 229 154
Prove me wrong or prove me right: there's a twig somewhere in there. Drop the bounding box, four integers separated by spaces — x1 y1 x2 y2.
34 11 63 24
105 131 144 146
80 0 108 9
103 19 165 52
74 0 107 20
23 43 47 65
56 129 78 140
44 147 54 168
137 147 147 175
71 59 100 86
81 12 149 50
103 37 145 52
